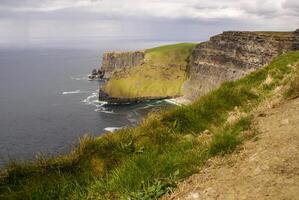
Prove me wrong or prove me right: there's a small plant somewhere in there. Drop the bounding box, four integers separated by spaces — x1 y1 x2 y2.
208 117 252 156
208 130 239 156
126 170 179 200
284 69 299 99
118 141 135 153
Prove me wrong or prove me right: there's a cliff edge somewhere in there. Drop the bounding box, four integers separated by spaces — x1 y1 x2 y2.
101 51 145 78
184 29 299 101
99 43 196 103
98 29 299 104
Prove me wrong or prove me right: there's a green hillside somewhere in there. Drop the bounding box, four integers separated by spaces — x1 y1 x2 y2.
1 51 299 199
102 43 196 98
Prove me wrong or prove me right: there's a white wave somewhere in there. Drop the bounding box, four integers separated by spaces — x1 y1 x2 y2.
104 127 122 132
82 92 98 104
82 92 112 113
71 75 89 81
94 108 103 112
73 77 89 81
94 107 114 114
62 90 81 95
97 110 115 114
141 104 154 109
164 99 183 106
128 118 138 123
98 100 108 105
94 100 102 105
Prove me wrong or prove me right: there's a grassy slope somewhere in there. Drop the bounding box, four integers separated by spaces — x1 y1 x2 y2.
1 52 299 199
253 31 293 37
102 43 196 98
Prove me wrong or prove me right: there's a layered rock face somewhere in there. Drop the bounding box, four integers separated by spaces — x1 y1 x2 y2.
101 51 145 78
97 29 299 104
184 29 299 101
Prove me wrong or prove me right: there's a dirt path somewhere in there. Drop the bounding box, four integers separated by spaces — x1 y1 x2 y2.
165 98 299 200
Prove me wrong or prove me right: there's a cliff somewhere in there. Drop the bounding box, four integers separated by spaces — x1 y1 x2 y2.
101 51 145 78
99 43 196 103
99 29 299 104
184 29 299 101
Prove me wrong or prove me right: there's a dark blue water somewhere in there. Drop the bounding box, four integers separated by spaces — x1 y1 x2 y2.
0 41 173 167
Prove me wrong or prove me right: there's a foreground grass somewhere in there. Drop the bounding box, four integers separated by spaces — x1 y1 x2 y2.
1 52 299 199
102 43 196 98
284 65 299 99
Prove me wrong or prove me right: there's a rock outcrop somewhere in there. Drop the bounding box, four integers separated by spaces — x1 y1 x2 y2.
184 29 299 101
101 51 145 78
88 69 105 80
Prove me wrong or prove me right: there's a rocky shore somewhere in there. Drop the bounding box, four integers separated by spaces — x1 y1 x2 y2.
98 89 175 104
88 69 105 80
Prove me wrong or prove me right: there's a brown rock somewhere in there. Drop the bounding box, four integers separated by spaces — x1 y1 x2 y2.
183 29 299 101
100 51 145 78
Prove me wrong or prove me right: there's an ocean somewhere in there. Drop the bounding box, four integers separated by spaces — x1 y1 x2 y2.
0 40 175 167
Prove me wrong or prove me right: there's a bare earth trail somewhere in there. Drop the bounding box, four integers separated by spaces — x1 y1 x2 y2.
165 98 299 200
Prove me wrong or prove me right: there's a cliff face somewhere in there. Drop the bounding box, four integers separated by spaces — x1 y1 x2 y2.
101 51 145 78
184 29 299 101
98 29 299 103
99 43 196 102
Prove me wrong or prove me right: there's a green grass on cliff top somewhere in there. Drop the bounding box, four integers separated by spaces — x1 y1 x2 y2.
102 43 196 98
145 43 196 66
1 51 299 199
253 31 294 37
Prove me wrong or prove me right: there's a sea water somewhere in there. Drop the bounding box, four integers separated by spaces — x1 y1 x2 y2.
0 40 174 167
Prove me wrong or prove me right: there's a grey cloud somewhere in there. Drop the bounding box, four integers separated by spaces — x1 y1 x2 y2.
0 0 47 8
0 0 297 21
282 0 299 16
283 0 299 9
0 0 102 11
0 0 298 48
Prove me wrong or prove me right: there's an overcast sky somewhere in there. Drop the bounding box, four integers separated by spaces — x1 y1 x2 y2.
0 0 298 47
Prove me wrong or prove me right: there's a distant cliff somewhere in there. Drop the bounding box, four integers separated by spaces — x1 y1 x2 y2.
184 29 299 101
99 43 196 103
98 29 299 104
101 51 145 78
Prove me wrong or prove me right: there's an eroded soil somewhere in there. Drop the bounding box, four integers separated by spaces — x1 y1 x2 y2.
165 98 299 200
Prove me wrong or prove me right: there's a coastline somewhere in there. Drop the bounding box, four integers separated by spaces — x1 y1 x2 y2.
164 97 192 106
3 51 299 198
99 88 179 104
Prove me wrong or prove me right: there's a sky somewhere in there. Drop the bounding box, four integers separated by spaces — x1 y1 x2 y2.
0 0 298 48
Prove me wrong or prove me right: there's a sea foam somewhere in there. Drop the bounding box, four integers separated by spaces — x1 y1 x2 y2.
62 90 81 95
104 127 122 132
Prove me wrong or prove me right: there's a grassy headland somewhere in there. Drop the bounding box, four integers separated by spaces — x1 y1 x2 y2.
102 43 196 98
1 51 299 199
